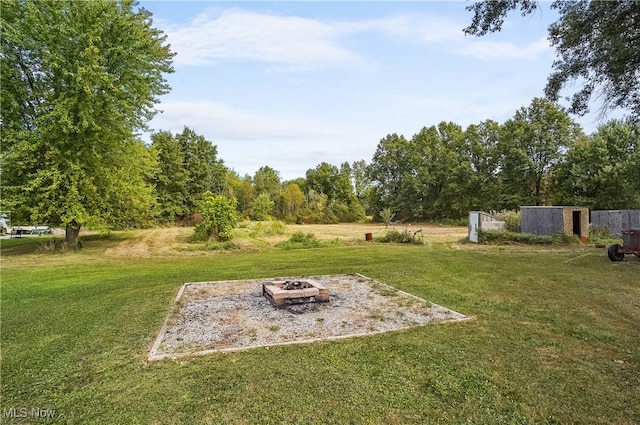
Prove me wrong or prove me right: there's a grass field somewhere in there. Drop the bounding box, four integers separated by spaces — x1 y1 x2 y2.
1 224 639 424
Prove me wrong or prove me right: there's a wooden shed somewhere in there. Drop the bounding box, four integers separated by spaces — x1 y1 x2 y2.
591 210 640 236
520 206 589 238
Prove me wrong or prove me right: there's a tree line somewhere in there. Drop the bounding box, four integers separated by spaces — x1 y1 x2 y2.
368 99 639 222
149 127 367 225
146 98 640 227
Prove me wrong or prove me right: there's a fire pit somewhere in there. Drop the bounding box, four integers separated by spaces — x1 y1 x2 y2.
262 279 329 308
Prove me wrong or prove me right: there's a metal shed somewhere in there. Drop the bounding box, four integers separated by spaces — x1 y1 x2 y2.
591 210 640 236
520 206 589 238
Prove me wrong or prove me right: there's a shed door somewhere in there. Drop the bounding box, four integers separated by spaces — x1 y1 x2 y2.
572 211 582 236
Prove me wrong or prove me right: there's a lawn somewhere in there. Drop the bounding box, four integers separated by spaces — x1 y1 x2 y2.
1 225 639 424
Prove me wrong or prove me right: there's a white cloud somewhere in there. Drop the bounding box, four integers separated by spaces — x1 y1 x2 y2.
349 14 464 44
150 100 340 141
164 9 366 69
161 8 549 70
147 100 379 180
456 37 551 60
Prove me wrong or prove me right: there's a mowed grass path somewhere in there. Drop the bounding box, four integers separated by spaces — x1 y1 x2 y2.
1 227 639 424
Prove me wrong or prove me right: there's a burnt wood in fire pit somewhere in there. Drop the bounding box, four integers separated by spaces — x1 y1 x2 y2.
262 279 329 308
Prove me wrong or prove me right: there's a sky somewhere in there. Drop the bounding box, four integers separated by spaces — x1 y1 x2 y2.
138 1 609 181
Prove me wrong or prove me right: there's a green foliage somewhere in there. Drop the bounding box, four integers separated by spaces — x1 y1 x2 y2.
478 229 581 245
376 229 424 245
552 119 640 209
282 183 305 218
251 193 275 221
248 220 286 237
496 210 521 233
588 226 621 244
329 200 366 223
306 162 340 198
465 1 640 118
379 208 395 226
151 128 227 223
0 0 174 244
276 232 324 249
195 192 238 241
498 98 582 208
224 172 256 218
253 166 282 200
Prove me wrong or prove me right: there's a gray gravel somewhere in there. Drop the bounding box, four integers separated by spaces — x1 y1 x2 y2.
149 274 468 361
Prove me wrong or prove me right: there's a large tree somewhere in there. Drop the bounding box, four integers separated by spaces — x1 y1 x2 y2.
1 0 174 244
151 127 227 223
463 120 501 212
465 0 640 118
553 119 640 209
497 98 582 207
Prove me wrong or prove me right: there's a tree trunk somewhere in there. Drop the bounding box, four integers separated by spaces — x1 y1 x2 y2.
65 220 82 247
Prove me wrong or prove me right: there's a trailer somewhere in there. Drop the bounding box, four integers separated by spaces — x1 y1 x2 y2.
607 229 640 261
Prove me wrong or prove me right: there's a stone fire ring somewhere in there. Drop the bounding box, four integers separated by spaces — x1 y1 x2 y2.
148 274 469 362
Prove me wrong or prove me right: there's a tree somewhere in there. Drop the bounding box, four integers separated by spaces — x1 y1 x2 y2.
176 127 227 210
553 119 640 209
464 0 640 118
253 166 282 197
409 122 472 220
150 131 190 221
498 98 582 207
463 120 501 211
251 193 275 221
351 159 373 212
225 172 255 218
367 134 412 221
282 183 305 219
1 0 174 245
150 127 226 223
306 162 340 198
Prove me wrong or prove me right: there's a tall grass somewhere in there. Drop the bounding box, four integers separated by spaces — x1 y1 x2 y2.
1 230 639 424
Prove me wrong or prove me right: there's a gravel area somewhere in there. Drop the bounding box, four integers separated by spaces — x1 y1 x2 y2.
149 274 468 361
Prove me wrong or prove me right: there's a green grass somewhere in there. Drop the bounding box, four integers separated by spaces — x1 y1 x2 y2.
1 231 639 424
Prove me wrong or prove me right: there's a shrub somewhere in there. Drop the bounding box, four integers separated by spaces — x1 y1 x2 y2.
496 210 521 232
251 193 274 221
376 229 424 245
478 229 581 245
276 232 324 249
249 220 286 237
589 226 619 243
379 208 395 226
195 192 238 241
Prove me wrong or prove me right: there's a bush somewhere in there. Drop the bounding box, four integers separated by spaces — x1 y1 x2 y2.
379 208 395 226
589 226 620 243
375 229 424 245
276 232 324 249
195 192 238 241
251 193 274 221
496 210 521 232
249 220 286 237
478 229 581 245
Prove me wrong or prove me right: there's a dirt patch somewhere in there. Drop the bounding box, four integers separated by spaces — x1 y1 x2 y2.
149 274 469 361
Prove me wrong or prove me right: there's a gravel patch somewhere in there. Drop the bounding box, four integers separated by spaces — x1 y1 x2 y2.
148 274 468 361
